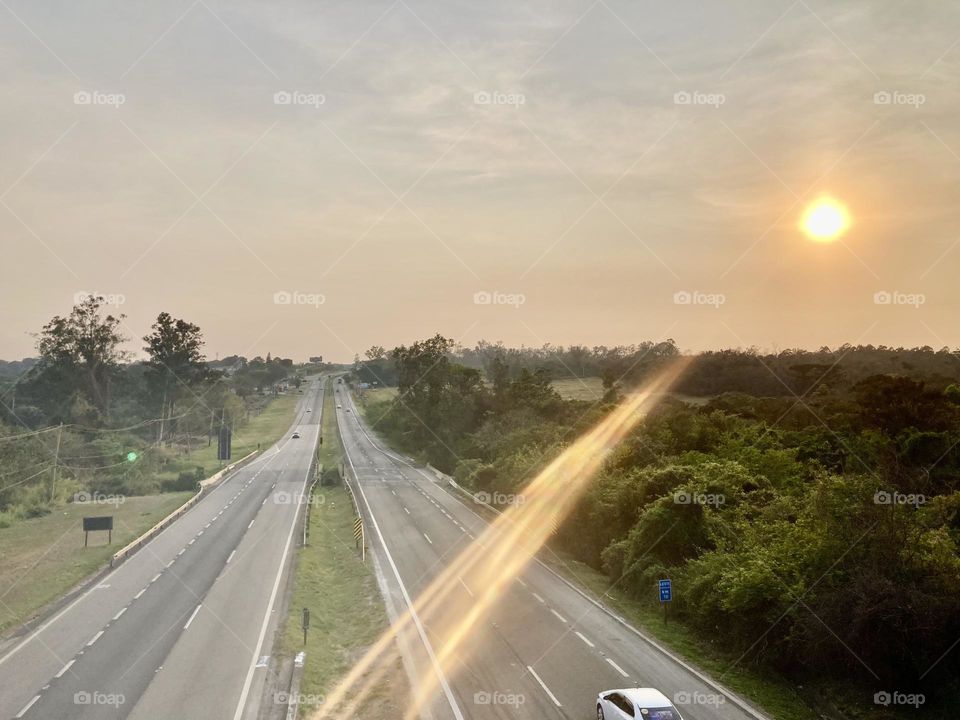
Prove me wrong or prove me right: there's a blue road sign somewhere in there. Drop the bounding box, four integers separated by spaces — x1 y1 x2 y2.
659 579 672 603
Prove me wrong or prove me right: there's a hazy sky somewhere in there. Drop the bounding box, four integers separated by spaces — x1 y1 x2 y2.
2 1 959 363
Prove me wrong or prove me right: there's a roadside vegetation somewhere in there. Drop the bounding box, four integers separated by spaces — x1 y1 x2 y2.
279 378 405 718
0 296 305 528
352 335 960 719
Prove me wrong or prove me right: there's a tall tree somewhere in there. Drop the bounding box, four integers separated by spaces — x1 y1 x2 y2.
30 296 127 424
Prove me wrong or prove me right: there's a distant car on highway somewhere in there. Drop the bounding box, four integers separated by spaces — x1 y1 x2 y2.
292 432 301 439
306 408 311 412
337 404 342 409
597 688 682 720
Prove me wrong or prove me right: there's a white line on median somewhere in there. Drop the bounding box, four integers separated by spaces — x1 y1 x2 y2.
606 657 629 677
87 630 104 646
184 604 202 630
527 665 562 707
55 659 75 678
575 631 595 648
15 695 40 718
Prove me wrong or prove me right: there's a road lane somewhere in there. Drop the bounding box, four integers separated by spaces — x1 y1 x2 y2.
0 381 322 720
336 384 768 720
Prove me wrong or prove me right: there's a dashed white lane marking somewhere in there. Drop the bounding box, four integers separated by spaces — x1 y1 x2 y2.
403 507 410 514
87 630 104 646
166 560 174 568
516 578 527 588
184 604 202 630
55 659 75 678
423 533 433 545
197 530 204 537
15 695 40 717
527 666 562 707
177 548 185 556
248 519 255 529
226 550 236 564
391 489 396 496
205 522 211 529
532 592 545 604
150 573 161 583
113 607 127 621
261 498 267 506
134 588 147 599
575 631 595 648
459 577 474 597
606 657 629 677
550 609 567 623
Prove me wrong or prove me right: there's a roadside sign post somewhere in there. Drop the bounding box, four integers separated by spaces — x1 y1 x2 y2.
658 579 672 625
83 516 114 547
301 607 310 645
353 517 364 563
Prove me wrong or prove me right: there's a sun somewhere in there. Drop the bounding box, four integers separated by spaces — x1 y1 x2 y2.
801 197 850 242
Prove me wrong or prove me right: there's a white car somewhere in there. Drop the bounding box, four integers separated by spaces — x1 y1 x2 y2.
306 408 312 412
597 688 683 720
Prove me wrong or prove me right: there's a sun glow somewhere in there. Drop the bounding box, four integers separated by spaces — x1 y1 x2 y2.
801 197 850 242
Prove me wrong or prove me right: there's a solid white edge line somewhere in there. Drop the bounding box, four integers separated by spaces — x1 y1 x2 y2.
15 695 40 718
184 604 202 630
343 416 465 720
231 384 323 720
55 659 75 678
527 665 562 707
606 657 629 677
575 631 595 648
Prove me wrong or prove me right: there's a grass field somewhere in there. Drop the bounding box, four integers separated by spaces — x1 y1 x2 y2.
278 379 405 718
551 376 605 400
158 392 300 483
0 491 193 636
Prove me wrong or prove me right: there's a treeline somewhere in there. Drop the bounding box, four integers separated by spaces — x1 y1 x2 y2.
356 334 960 716
0 297 297 523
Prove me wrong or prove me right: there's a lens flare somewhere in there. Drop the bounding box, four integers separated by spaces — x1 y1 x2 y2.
310 357 691 720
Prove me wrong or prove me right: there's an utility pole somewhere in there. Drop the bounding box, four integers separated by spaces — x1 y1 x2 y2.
50 422 63 502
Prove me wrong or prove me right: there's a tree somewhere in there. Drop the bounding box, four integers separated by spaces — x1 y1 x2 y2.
30 296 127 423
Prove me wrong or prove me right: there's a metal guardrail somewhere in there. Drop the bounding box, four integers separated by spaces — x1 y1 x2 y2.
109 450 260 567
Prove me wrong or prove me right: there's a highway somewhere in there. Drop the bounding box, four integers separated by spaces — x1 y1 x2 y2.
335 384 769 720
0 380 322 720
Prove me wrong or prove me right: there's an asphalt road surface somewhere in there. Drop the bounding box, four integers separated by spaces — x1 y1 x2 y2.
335 385 770 720
0 380 322 720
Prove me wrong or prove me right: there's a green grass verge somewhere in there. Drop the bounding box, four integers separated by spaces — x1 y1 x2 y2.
0 492 193 636
157 392 300 483
279 378 405 718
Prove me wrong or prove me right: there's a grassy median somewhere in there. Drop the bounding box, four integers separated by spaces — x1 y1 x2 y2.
279 378 406 718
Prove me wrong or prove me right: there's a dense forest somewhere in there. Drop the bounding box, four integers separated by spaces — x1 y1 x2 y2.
355 335 960 716
0 297 299 524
